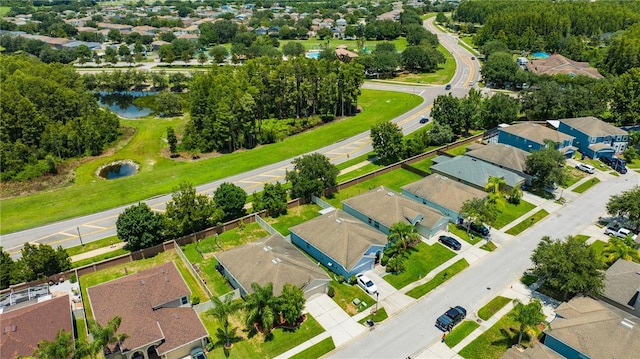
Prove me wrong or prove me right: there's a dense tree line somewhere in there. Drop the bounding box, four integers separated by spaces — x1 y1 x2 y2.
184 56 364 153
0 55 120 181
1 244 71 289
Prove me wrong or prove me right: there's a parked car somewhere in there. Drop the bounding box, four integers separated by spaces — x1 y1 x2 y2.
356 273 378 294
471 56 476 60
435 306 467 331
575 163 595 174
605 226 638 241
445 84 452 90
469 81 475 86
468 222 490 237
600 157 627 173
438 235 461 250
420 116 429 124
191 347 207 359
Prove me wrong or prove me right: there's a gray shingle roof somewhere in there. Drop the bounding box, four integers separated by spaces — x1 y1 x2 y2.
549 296 640 359
289 209 387 271
499 122 574 146
466 143 530 173
560 117 627 137
401 174 488 213
430 156 525 188
215 233 330 296
341 186 448 229
603 259 640 310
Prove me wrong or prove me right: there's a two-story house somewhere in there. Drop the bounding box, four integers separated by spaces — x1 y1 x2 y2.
498 122 576 158
558 116 629 158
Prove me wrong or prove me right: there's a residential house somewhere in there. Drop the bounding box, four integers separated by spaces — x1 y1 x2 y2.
255 26 269 36
465 143 533 185
0 294 73 359
498 122 576 158
558 116 629 158
290 209 388 278
151 40 170 51
97 22 133 32
215 233 331 299
334 45 358 62
525 53 604 79
132 25 157 34
600 259 640 318
87 262 208 359
402 174 488 222
342 186 449 238
429 155 526 192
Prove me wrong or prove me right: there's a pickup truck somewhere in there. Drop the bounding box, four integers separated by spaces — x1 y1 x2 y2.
605 226 638 241
435 306 466 332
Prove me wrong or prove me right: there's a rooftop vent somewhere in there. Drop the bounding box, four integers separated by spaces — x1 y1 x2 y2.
620 318 635 330
263 246 272 252
12 325 16 332
140 279 145 285
387 192 394 196
272 258 281 265
336 219 342 223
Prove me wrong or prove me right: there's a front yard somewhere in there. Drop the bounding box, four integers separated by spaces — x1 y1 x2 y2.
383 242 456 289
493 197 536 229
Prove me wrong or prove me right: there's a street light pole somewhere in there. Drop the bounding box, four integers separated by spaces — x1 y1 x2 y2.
76 226 84 247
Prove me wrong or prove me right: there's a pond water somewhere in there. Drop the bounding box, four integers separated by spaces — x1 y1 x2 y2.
98 161 138 179
95 91 157 118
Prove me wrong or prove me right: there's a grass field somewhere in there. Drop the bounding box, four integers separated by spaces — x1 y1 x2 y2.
445 320 480 348
357 307 389 325
1 90 422 234
384 242 456 289
393 44 456 85
66 236 121 256
505 209 549 236
0 6 10 16
329 281 376 315
289 337 335 359
572 177 600 193
406 258 469 299
264 204 323 236
493 198 536 229
477 296 511 321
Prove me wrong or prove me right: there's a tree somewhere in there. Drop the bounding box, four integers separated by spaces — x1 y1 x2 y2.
165 183 223 238
606 186 640 229
435 12 448 24
116 202 165 251
485 176 506 203
214 182 247 221
107 29 122 43
481 52 521 87
118 44 130 59
286 153 339 201
33 329 74 359
245 282 279 334
197 52 207 66
402 45 445 73
88 316 129 356
254 182 288 217
509 299 546 346
388 222 420 251
104 46 118 64
530 235 605 300
480 93 519 129
282 41 306 57
208 294 242 348
316 27 333 40
624 146 639 163
0 247 14 289
156 92 182 117
428 121 455 146
525 143 567 189
159 45 176 64
602 236 640 266
167 127 178 156
431 94 463 134
370 122 404 162
460 197 497 228
279 283 305 325
209 45 228 64
14 243 71 283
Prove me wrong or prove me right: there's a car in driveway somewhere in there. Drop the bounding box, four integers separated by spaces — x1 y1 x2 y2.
436 306 466 331
420 116 429 124
438 235 461 250
468 222 489 237
356 273 378 294
605 226 638 241
191 347 207 359
575 163 595 174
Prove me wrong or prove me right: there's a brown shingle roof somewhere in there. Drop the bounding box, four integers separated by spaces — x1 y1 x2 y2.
342 186 447 229
466 143 530 173
290 209 387 271
401 174 488 213
560 117 628 137
499 122 574 146
215 234 330 296
603 259 640 311
0 294 72 359
87 262 207 355
525 54 603 79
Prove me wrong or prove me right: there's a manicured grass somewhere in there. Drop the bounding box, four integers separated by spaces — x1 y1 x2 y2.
66 235 121 256
574 234 590 243
406 259 470 299
80 250 207 319
72 249 129 268
357 307 389 325
505 209 549 236
265 204 323 236
477 296 511 321
448 224 482 245
337 161 386 183
279 37 408 52
329 281 375 316
480 241 497 252
520 274 538 287
459 308 539 359
75 318 88 343
446 144 469 156
201 310 325 359
384 242 456 289
458 36 480 55
335 153 374 171
590 240 607 259
407 155 435 173
493 197 536 229
1 90 423 234
393 44 455 85
572 177 600 193
324 168 424 207
289 337 335 359
445 320 480 348
0 6 11 16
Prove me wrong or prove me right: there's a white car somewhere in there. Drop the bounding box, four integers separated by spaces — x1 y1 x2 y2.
576 163 595 174
356 274 378 294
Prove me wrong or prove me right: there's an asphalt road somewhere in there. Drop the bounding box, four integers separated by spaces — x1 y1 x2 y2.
0 18 480 256
330 170 640 359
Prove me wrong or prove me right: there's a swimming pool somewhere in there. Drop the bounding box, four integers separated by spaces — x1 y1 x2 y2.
306 52 320 59
532 52 550 58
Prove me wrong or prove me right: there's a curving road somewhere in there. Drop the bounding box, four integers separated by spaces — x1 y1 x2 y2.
0 17 480 257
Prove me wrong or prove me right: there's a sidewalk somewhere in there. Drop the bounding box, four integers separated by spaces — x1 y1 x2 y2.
70 242 126 262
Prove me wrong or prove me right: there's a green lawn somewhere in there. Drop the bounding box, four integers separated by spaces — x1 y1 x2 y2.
337 161 386 183
279 37 408 52
329 281 376 316
446 144 469 156
406 259 470 299
477 296 511 321
357 307 389 325
335 153 374 171
407 155 435 173
574 234 590 243
1 90 423 234
448 224 482 245
393 44 455 85
563 167 589 188
264 204 323 236
493 198 536 229
325 168 424 208
505 209 549 236
590 240 607 259
0 7 10 16
75 318 88 343
480 241 497 252
445 320 480 348
384 242 456 289
572 178 600 193
72 249 129 268
289 337 335 359
66 236 121 256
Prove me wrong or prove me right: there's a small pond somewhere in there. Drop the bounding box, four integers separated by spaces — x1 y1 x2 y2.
95 91 158 118
97 160 139 180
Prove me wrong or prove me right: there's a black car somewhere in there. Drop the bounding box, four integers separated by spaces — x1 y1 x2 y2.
445 84 452 90
419 116 429 124
438 235 461 250
436 306 467 331
468 222 490 237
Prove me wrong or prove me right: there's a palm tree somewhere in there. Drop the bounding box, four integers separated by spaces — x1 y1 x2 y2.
245 282 279 334
509 298 547 346
602 236 640 265
485 176 506 204
88 316 129 355
388 222 420 251
33 329 74 359
208 294 243 348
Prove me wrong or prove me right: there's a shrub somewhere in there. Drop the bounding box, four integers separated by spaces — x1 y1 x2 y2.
348 275 357 285
69 273 77 283
508 187 522 204
380 256 390 266
386 256 405 273
191 296 200 305
327 286 335 298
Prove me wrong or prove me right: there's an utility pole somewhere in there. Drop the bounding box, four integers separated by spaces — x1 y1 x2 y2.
76 226 84 247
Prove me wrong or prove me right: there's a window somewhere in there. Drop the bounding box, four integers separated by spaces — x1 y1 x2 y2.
368 218 372 224
374 221 379 229
181 296 188 305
